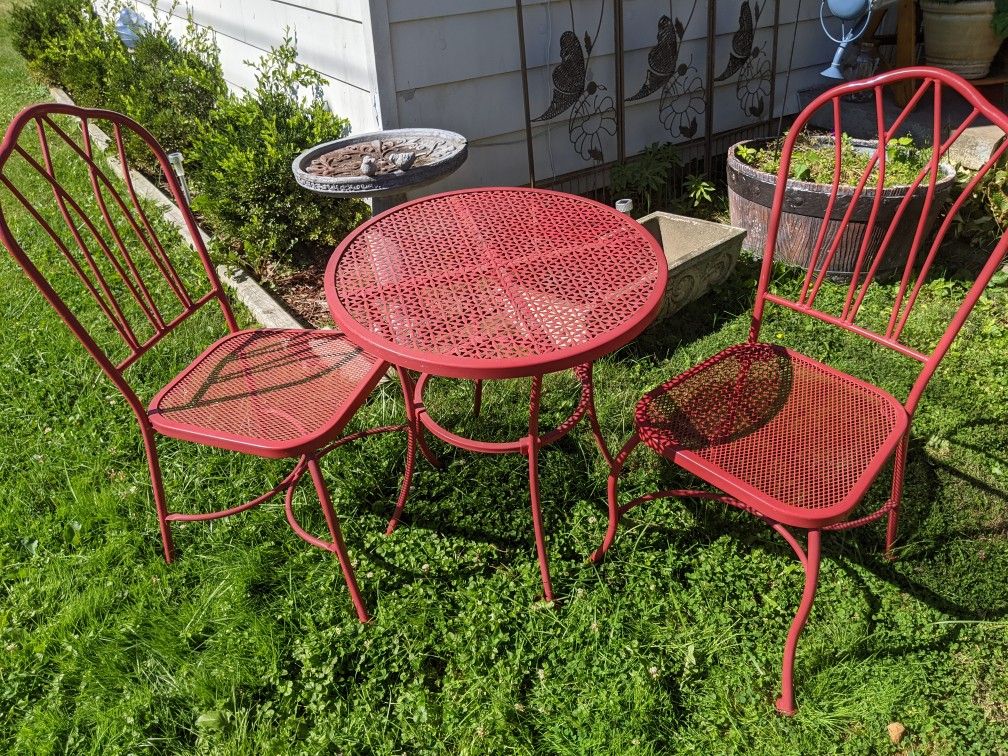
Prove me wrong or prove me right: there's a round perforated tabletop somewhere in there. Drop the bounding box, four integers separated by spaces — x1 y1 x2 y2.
325 187 668 380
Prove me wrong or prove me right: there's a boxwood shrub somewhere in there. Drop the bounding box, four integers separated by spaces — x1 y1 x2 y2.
190 37 367 277
9 1 367 280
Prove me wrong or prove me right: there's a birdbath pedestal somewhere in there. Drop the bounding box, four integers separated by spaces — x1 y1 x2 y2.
292 128 468 215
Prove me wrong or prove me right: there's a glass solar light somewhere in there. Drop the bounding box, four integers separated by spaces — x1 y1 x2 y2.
167 152 191 205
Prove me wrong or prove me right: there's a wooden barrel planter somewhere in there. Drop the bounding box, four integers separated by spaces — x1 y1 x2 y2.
728 137 956 280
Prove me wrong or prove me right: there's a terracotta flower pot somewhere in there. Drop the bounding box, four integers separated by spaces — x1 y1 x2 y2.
920 0 1001 80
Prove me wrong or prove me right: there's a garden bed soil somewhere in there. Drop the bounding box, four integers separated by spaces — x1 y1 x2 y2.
270 248 334 327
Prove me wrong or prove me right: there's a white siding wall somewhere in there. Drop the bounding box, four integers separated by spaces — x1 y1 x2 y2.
129 1 840 193
133 0 381 133
380 0 838 193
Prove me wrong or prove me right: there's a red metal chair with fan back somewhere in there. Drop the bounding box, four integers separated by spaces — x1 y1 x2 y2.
0 103 417 623
593 67 1008 714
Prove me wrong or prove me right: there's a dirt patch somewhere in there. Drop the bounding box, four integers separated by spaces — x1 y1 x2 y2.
268 247 335 327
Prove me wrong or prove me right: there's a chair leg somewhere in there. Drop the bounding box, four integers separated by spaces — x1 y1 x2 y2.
385 418 417 535
141 425 175 563
589 433 640 564
885 434 909 559
776 529 822 716
306 458 370 623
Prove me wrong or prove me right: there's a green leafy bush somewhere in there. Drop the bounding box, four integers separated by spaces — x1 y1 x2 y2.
610 142 680 215
7 0 93 65
952 158 1008 250
30 13 122 108
190 36 367 277
993 0 1008 38
103 11 226 175
20 2 223 175
10 1 366 279
736 132 933 187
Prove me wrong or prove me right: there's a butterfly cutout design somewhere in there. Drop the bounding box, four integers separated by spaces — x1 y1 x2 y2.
533 31 590 122
714 0 765 82
627 15 686 102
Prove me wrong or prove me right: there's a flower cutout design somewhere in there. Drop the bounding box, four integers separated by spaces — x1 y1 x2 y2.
659 65 705 139
737 51 771 118
569 87 616 162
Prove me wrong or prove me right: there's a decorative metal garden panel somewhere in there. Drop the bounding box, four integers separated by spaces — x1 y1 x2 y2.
516 0 794 190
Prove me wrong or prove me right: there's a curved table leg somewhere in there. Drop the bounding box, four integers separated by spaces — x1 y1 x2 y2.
473 379 484 418
590 432 641 563
397 366 441 469
576 362 613 468
526 374 554 602
384 409 417 535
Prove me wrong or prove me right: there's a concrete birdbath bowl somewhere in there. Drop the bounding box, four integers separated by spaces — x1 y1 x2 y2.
293 128 468 214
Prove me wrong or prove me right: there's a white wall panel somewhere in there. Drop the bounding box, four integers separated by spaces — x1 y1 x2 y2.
130 0 839 187
134 0 380 132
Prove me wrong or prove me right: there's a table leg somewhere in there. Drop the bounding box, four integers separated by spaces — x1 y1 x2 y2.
473 379 483 418
526 374 555 602
577 362 614 468
384 370 419 535
396 366 441 470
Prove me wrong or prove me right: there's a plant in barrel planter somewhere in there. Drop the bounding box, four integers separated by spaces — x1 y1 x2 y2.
919 0 1008 80
727 133 956 279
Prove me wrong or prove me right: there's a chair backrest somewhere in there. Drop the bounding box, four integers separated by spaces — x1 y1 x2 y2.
0 103 236 414
751 66 1008 415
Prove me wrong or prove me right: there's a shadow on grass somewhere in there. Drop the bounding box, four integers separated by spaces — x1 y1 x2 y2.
599 428 1007 623
623 255 761 362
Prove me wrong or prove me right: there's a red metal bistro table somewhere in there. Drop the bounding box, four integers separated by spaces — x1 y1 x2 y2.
325 187 668 601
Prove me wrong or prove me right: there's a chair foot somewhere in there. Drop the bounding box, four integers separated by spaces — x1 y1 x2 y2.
777 529 821 716
160 532 176 564
774 696 797 717
884 506 899 561
143 429 176 563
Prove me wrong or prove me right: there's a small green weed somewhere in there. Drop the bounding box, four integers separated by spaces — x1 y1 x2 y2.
737 132 933 187
610 142 680 216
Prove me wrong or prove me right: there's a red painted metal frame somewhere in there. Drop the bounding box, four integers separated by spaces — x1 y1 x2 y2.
326 188 668 601
595 67 1008 714
0 103 413 623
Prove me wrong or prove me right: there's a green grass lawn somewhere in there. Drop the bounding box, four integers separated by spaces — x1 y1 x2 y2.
2 8 1008 754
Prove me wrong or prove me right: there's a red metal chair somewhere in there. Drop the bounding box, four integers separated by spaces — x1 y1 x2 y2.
593 67 1008 713
0 103 416 623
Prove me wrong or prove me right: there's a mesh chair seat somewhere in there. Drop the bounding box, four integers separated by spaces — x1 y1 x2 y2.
635 343 908 528
148 329 388 459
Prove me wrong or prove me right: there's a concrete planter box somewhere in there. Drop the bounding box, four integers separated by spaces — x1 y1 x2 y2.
637 211 746 322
